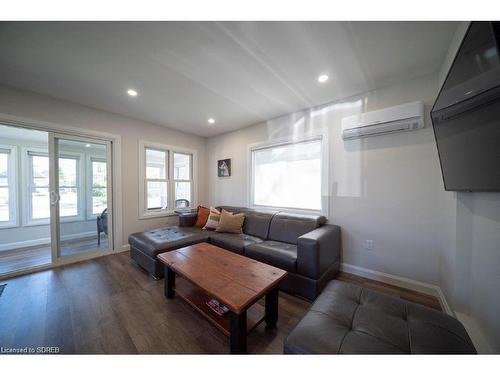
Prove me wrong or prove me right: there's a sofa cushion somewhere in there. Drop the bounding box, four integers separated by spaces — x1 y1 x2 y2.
245 240 297 272
268 212 326 244
242 210 277 239
209 232 263 254
216 206 277 239
128 226 208 257
216 206 251 214
284 280 477 354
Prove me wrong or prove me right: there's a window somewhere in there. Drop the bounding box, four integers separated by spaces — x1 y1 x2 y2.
250 137 326 212
0 132 111 232
27 151 82 223
28 153 50 220
58 156 80 217
139 141 196 218
0 146 16 227
90 158 107 216
0 151 10 222
173 152 192 208
145 148 168 210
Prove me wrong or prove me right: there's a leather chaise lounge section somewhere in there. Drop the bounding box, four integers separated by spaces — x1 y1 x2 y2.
128 206 341 300
284 280 477 354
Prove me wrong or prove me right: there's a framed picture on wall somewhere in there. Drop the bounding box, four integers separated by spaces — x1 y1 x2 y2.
218 159 231 177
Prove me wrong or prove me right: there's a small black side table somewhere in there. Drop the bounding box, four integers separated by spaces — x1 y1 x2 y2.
174 209 197 226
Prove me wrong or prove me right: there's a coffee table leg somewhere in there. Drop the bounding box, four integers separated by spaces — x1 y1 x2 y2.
265 286 279 328
229 311 247 354
164 265 176 299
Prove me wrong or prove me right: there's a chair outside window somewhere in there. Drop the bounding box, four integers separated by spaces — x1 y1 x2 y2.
174 198 190 208
97 208 107 246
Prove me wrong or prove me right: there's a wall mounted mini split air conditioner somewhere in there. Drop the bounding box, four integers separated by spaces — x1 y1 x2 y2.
341 101 425 140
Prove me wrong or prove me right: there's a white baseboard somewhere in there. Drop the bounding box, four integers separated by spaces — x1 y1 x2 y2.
340 262 454 316
436 287 454 318
0 231 96 252
121 244 130 252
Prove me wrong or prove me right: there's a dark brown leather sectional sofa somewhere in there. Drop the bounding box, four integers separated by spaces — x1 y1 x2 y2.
128 206 341 300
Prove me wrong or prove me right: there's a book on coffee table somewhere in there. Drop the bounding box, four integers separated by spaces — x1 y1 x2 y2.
206 298 229 316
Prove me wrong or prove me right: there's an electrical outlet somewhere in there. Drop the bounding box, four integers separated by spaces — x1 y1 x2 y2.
364 240 374 251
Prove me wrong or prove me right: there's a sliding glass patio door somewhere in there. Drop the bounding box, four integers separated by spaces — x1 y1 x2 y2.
0 123 115 277
49 133 113 261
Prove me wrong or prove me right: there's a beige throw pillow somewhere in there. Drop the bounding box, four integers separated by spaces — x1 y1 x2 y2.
215 209 245 234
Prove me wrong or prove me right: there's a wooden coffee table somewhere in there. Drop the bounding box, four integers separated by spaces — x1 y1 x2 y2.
157 242 288 353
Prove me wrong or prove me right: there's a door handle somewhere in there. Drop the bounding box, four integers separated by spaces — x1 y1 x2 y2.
50 191 60 205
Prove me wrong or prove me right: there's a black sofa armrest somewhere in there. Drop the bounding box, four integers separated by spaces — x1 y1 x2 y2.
297 224 341 279
178 213 197 227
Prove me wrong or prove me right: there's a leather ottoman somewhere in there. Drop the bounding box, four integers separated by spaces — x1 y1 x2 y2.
284 280 476 354
128 226 209 278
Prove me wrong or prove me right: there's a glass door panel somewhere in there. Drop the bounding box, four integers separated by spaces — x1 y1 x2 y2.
51 135 112 258
0 124 51 276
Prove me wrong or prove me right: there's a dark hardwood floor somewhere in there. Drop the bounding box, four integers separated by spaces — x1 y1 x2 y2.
337 272 442 311
0 251 441 354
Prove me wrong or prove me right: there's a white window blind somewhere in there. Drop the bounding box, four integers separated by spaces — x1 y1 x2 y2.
251 139 323 211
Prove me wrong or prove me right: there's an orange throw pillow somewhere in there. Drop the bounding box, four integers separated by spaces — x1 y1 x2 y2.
194 205 210 228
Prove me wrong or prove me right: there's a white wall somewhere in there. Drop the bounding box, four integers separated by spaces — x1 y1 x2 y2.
450 193 500 352
440 191 500 353
207 72 451 286
0 84 208 249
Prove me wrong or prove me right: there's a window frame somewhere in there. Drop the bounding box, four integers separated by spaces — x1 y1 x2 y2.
145 147 169 211
138 140 197 219
248 134 329 216
57 153 83 220
173 152 193 209
24 148 50 226
86 156 108 220
0 144 18 228
23 147 84 226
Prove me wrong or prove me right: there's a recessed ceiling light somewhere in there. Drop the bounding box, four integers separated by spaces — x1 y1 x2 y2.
208 118 215 124
85 144 91 148
127 89 138 97
317 74 329 83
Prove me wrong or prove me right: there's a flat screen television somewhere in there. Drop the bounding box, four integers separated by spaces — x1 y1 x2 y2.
431 21 500 191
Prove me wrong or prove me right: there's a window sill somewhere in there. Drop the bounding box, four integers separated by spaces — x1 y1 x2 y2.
249 204 326 217
23 221 50 227
138 210 178 220
0 223 18 230
61 216 87 224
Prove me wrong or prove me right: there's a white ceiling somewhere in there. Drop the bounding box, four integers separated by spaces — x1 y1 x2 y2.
0 22 458 137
